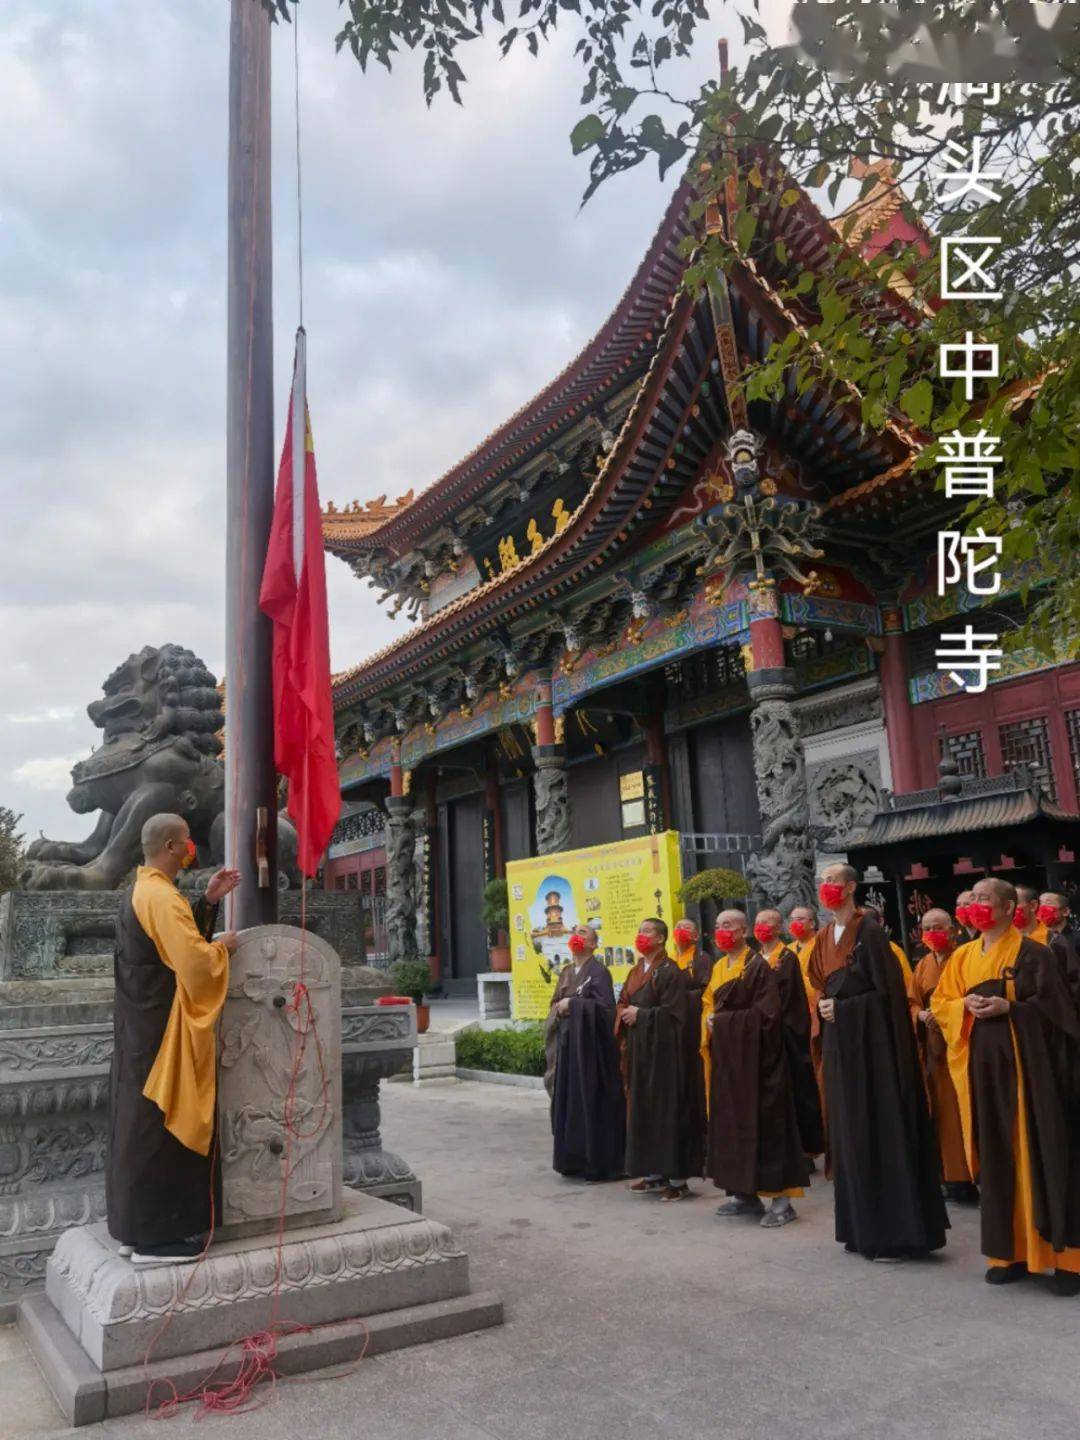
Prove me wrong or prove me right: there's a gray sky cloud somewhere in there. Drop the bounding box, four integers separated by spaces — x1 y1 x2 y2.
1 0 790 842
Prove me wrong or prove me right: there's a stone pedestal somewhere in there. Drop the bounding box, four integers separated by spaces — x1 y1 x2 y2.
18 924 500 1424
22 1192 500 1425
0 894 419 1318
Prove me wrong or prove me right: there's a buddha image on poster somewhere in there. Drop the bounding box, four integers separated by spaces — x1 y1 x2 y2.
507 832 683 1021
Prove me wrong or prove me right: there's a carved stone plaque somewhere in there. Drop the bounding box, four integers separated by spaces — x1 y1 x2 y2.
218 925 342 1237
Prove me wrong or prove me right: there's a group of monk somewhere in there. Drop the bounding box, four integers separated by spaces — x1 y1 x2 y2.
543 864 1080 1294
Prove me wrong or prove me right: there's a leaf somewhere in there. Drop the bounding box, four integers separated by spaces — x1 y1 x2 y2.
774 238 788 265
900 379 934 429
735 208 757 254
570 114 605 154
780 188 799 208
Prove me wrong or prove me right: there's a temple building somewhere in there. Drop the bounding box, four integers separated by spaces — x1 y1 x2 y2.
322 159 1079 987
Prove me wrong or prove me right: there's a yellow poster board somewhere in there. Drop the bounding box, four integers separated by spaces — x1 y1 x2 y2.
507 831 684 1022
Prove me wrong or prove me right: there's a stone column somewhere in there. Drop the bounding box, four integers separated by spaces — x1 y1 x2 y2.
385 793 419 967
532 674 572 855
745 582 817 913
879 604 921 795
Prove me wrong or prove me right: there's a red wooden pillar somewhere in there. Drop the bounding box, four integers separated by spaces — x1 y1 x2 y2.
534 675 556 747
879 606 920 795
389 738 405 798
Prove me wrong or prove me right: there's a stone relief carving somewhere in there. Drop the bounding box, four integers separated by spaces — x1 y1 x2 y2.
534 758 571 856
50 1216 462 1324
217 927 341 1231
746 699 817 914
808 755 883 850
341 1011 411 1046
0 1122 107 1194
385 802 419 967
0 1035 113 1073
797 682 882 739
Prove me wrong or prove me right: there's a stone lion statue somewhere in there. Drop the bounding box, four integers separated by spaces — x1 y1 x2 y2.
21 644 297 891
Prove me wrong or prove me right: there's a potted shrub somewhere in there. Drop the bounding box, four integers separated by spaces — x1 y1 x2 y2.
390 960 435 1034
677 866 751 946
480 877 511 973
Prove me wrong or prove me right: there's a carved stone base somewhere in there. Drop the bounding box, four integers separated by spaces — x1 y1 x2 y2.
21 1190 501 1423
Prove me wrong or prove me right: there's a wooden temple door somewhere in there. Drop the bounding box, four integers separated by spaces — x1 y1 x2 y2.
446 792 488 988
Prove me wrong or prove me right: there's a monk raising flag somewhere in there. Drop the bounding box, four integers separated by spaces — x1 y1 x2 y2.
260 328 341 874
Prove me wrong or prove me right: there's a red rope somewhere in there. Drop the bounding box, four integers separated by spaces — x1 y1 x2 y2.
143 876 369 1418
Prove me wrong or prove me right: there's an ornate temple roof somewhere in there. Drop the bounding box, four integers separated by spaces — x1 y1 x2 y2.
322 176 696 559
327 147 941 710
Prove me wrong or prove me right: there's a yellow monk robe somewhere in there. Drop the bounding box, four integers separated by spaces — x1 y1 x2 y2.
1030 921 1050 946
135 867 230 1155
700 946 750 1102
702 946 802 1198
793 937 815 989
933 929 1080 1275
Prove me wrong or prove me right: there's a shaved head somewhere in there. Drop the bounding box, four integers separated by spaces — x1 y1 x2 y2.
1040 893 1069 910
921 908 952 931
789 906 817 925
1016 884 1038 905
956 889 976 907
718 909 748 932
571 923 598 948
974 876 1017 910
675 917 699 938
141 812 187 860
756 908 782 927
823 863 858 885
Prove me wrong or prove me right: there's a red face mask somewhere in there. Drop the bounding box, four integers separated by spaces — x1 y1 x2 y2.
1037 904 1063 928
788 919 812 942
714 927 738 952
753 921 777 945
180 837 198 870
968 902 997 933
673 924 696 948
1013 904 1031 930
922 929 951 954
819 882 846 911
954 905 972 927
567 933 589 955
635 933 658 956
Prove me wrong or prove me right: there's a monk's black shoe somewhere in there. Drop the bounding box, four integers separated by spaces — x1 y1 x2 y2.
1051 1269 1080 1297
131 1239 204 1267
985 1263 1027 1286
715 1195 765 1218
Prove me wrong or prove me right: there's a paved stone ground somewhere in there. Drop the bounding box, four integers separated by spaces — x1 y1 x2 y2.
7 1078 1079 1440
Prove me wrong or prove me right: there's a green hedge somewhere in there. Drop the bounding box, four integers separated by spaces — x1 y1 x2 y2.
455 1024 546 1077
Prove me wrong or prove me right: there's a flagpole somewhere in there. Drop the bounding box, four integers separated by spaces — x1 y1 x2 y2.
225 0 278 927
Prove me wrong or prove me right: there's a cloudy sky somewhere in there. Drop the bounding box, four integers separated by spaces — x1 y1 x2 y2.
1 0 793 843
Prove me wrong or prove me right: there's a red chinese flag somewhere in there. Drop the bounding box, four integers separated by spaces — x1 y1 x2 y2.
259 328 341 876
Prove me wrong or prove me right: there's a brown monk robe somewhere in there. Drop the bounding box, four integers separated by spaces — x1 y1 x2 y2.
669 917 711 1185
809 864 947 1260
910 909 977 1204
704 910 809 1227
107 814 239 1264
933 877 1080 1294
754 910 824 1161
544 924 625 1182
616 918 687 1198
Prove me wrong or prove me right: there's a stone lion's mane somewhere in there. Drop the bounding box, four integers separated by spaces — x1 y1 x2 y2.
102 644 224 758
